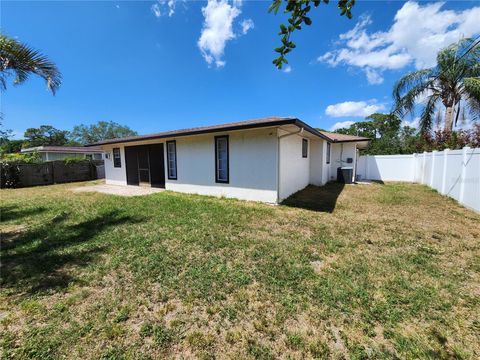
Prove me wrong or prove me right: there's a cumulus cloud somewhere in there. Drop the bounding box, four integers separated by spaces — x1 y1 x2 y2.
330 121 355 131
282 65 292 73
241 18 254 35
318 2 480 84
325 100 385 118
198 0 253 67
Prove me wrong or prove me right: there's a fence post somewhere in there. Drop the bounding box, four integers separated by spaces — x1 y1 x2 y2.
421 152 426 184
430 150 437 187
458 146 470 204
365 155 369 180
412 153 417 182
441 149 449 195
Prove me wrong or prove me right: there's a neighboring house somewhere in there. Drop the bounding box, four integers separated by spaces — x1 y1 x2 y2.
21 146 104 161
89 117 370 203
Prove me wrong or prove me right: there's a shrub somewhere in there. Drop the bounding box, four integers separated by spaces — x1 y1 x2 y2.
0 160 21 188
1 151 42 163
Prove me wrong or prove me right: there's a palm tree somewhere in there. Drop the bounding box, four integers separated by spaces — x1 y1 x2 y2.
0 33 61 94
393 38 480 133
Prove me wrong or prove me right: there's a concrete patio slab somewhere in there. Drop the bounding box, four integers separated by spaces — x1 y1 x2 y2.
73 184 164 197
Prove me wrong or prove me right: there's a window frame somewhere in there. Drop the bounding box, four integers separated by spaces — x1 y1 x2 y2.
113 148 121 168
214 135 229 184
326 142 331 164
302 138 308 158
166 140 178 180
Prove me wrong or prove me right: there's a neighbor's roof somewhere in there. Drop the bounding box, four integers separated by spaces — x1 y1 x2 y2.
86 117 370 146
318 131 370 143
21 146 104 153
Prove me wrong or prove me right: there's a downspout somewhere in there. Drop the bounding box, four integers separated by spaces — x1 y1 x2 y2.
276 127 304 204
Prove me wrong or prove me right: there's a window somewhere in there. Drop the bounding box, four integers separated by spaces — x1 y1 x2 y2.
85 154 93 160
113 148 121 168
215 136 229 183
166 140 177 180
326 143 331 164
302 139 308 158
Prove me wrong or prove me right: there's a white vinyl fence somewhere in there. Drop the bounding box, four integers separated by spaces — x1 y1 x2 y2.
357 147 480 213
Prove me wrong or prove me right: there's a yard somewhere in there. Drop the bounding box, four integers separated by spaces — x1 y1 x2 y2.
1 181 479 359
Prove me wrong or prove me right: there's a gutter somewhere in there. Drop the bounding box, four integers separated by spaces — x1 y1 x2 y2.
276 127 304 204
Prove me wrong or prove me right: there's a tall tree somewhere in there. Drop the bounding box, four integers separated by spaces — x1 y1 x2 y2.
24 125 69 147
393 38 480 133
0 33 62 94
334 113 414 155
269 0 355 69
70 121 137 145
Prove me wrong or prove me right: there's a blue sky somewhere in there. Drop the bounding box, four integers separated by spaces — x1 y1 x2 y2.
2 1 479 138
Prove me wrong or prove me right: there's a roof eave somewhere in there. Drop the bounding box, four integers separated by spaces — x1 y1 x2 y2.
87 118 303 146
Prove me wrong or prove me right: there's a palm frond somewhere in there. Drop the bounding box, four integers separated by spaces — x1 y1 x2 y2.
464 77 480 101
0 34 62 94
392 69 435 117
464 95 480 121
419 94 439 133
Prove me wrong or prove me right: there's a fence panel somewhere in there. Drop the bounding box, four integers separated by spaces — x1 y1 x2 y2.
17 163 53 187
52 161 93 183
358 147 480 212
461 148 480 211
358 154 415 182
1 160 104 188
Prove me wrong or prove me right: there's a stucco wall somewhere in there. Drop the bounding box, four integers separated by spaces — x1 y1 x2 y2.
327 142 357 182
104 146 127 186
102 128 279 203
278 133 310 201
166 128 278 203
309 139 325 186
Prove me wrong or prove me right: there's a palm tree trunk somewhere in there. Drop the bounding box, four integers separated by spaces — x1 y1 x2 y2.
444 106 454 132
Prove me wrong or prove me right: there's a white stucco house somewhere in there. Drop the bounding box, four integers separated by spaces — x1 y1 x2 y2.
21 146 104 161
88 117 370 203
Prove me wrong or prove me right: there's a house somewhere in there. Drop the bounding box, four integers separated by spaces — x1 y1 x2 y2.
88 117 370 203
21 146 105 161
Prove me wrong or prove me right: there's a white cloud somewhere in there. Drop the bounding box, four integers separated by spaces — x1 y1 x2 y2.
241 19 254 35
365 67 383 85
330 121 355 131
282 65 292 73
325 100 385 118
151 3 161 17
198 0 245 67
318 2 480 84
151 0 178 18
401 117 420 129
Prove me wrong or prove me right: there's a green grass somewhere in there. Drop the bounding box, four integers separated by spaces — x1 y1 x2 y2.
1 181 479 359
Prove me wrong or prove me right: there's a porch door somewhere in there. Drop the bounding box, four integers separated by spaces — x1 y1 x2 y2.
148 144 165 188
137 146 150 185
125 144 165 188
125 146 139 185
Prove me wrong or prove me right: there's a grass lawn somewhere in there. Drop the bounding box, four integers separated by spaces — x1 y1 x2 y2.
1 181 479 359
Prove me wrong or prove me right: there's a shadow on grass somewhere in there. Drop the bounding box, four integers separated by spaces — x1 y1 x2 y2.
1 210 143 296
0 204 47 222
282 183 345 213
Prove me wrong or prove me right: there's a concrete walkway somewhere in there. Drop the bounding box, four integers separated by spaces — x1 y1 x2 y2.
73 184 164 197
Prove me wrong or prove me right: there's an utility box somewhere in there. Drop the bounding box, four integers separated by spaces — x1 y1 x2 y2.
337 167 354 184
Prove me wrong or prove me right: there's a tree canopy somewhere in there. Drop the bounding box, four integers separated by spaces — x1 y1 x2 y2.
70 121 138 145
334 113 480 155
23 125 70 148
